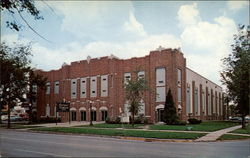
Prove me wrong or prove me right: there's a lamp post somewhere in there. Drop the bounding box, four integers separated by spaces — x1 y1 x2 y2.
89 100 93 126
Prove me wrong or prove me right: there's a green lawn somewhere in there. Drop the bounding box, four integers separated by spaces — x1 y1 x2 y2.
150 121 239 132
230 124 250 135
217 134 250 140
31 127 206 140
76 123 143 129
0 124 43 129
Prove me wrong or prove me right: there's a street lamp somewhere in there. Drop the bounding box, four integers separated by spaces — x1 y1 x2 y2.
89 100 93 126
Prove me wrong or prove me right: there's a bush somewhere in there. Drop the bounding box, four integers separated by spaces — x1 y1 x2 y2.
188 118 202 124
105 116 121 124
175 120 187 125
38 116 61 123
131 114 149 124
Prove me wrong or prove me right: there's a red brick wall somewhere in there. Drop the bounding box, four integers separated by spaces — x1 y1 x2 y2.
36 48 186 123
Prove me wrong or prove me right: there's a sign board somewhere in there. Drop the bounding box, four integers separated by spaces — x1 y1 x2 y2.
57 102 70 112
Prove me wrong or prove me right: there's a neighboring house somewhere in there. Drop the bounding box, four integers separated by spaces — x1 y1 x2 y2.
35 46 224 123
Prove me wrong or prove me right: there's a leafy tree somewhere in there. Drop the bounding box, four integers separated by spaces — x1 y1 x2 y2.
125 76 149 128
221 25 250 129
1 0 50 42
0 42 46 127
26 70 47 124
0 42 31 128
163 89 178 125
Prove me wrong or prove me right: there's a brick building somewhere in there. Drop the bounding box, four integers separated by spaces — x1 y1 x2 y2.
35 47 224 123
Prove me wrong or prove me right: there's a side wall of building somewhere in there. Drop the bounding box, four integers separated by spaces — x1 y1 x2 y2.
186 68 224 120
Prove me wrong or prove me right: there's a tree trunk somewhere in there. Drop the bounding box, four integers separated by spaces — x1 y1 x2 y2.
241 114 246 129
7 102 10 129
0 102 2 124
132 113 135 128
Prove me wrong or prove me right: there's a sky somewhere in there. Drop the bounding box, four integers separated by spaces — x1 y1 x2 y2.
1 1 249 86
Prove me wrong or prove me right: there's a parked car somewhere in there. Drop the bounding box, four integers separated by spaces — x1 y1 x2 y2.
1 115 8 121
229 117 242 121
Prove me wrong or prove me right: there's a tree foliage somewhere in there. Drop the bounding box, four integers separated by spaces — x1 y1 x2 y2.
221 24 250 128
1 0 43 31
163 89 178 125
0 42 46 127
125 76 149 127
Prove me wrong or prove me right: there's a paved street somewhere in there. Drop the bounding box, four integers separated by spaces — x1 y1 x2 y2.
0 130 249 158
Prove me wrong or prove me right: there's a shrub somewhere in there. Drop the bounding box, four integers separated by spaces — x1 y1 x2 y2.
38 116 61 123
176 120 187 125
105 116 121 124
131 114 149 124
188 118 202 124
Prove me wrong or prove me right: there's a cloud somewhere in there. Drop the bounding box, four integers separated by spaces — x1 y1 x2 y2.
2 33 180 71
177 3 201 27
123 11 147 37
178 3 237 85
43 1 136 41
227 1 249 11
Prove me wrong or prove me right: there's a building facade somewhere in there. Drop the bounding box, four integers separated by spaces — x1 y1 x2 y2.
36 47 224 123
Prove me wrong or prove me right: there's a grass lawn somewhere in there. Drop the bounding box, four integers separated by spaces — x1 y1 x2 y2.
217 134 250 140
31 127 206 140
0 124 43 129
76 123 143 129
150 121 239 132
230 124 250 135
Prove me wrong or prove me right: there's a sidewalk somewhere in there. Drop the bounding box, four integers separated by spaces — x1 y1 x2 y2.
194 125 242 142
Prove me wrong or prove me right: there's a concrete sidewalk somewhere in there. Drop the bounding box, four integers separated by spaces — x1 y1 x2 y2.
194 125 242 142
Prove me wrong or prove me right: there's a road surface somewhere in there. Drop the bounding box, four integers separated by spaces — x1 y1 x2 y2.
0 129 249 157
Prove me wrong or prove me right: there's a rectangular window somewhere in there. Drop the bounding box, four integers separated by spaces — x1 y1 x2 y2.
32 85 37 94
124 73 131 84
195 88 199 115
46 82 50 94
101 75 108 97
54 81 59 94
156 67 165 86
178 87 181 102
208 93 211 115
177 69 182 86
156 87 166 102
137 71 145 79
186 87 191 114
71 79 77 99
90 76 97 97
80 78 87 98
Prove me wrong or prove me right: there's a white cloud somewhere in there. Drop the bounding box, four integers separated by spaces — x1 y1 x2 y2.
178 3 237 85
123 11 147 37
2 33 180 71
227 1 249 11
44 1 135 40
177 3 201 27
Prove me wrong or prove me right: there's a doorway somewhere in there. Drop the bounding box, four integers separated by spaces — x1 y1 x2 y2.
71 111 76 121
156 109 164 122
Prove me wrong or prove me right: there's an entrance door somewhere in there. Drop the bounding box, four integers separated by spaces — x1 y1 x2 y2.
101 110 108 121
91 111 96 121
157 109 164 122
71 111 76 121
80 111 86 121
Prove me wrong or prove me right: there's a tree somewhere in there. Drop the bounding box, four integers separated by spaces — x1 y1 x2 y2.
0 42 46 127
1 0 50 42
125 76 149 128
26 70 47 124
0 42 31 128
163 89 178 125
221 24 250 129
